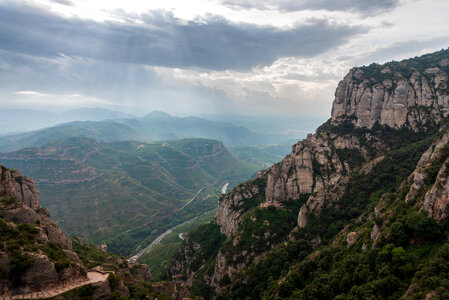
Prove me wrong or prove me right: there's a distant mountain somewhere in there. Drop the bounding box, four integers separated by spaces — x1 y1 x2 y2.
0 120 151 152
0 111 276 152
0 107 135 135
116 111 268 146
0 137 257 256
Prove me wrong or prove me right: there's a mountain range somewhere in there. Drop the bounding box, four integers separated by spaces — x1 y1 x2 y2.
0 110 291 153
3 40 449 300
167 48 449 299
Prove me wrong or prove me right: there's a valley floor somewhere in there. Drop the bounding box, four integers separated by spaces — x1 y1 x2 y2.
130 180 221 262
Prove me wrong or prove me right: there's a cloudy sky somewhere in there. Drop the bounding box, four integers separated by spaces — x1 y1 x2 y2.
0 0 448 117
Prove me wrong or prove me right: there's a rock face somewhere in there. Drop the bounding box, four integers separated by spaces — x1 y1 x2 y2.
0 167 39 210
331 65 449 131
173 50 449 298
151 281 190 300
265 132 368 228
406 130 449 220
215 176 265 237
169 236 200 285
423 160 449 220
133 264 153 282
0 166 87 296
346 231 359 247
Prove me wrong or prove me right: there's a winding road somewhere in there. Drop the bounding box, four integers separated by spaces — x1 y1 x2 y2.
128 180 224 262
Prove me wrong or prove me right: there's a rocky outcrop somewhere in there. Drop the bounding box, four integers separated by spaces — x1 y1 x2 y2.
133 264 153 282
152 281 190 300
346 231 360 247
405 129 449 220
174 49 449 300
265 132 367 228
169 236 200 285
215 176 265 237
370 223 381 242
0 167 39 210
0 165 87 296
331 64 449 131
423 160 449 220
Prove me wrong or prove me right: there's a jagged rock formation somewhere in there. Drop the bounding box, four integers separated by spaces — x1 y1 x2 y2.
0 166 87 296
169 49 449 299
265 132 368 228
0 167 39 210
331 61 449 131
215 174 266 237
406 130 449 219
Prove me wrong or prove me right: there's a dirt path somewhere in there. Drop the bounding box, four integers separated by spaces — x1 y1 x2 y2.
2 271 109 300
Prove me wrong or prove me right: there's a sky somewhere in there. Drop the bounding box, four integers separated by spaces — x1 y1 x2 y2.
0 0 448 117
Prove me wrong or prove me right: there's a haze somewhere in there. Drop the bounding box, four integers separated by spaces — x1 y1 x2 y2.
1 0 449 119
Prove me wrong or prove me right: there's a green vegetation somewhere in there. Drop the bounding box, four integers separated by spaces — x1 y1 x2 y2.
8 254 33 286
72 237 128 270
40 242 73 272
0 120 151 153
138 210 215 281
229 145 289 169
0 197 19 205
171 223 226 299
350 48 449 84
222 206 298 264
424 145 449 185
258 193 449 299
0 218 39 252
1 137 257 256
213 124 448 299
335 148 365 170
0 218 38 284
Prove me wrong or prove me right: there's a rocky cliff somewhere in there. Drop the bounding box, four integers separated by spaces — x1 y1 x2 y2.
170 49 449 299
331 57 449 131
0 165 184 299
0 166 86 296
406 129 449 219
215 174 267 237
0 166 40 210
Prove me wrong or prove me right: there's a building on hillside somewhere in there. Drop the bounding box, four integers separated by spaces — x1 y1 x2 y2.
99 242 108 251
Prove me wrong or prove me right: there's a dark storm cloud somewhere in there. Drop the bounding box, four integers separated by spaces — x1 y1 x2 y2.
220 0 400 14
0 3 365 71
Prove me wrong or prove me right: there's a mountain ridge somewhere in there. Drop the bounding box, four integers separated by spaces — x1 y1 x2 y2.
168 48 449 299
0 112 274 153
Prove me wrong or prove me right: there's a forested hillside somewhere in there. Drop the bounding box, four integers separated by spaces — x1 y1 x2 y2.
168 48 449 299
0 137 256 256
